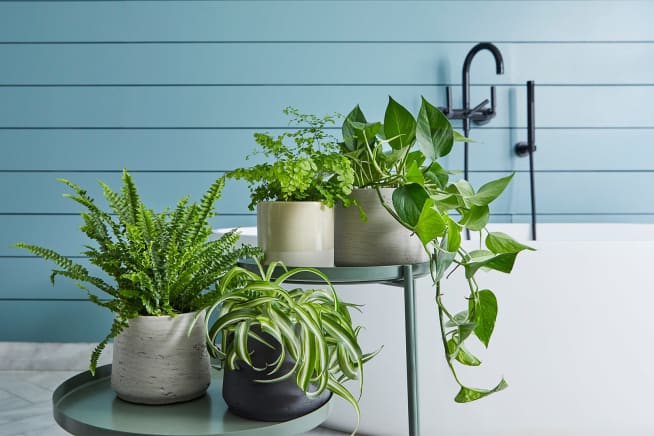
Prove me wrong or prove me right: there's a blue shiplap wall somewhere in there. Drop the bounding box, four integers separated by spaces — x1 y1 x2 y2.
1 0 653 341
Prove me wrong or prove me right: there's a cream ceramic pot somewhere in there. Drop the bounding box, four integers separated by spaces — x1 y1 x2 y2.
111 311 211 405
257 201 334 267
334 187 428 266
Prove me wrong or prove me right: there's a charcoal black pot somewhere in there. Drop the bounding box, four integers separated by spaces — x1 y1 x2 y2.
222 331 332 421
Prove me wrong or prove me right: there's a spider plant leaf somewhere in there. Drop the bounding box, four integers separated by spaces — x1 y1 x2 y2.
327 377 361 436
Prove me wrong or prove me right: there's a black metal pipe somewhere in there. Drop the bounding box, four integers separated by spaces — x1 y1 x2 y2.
526 80 537 240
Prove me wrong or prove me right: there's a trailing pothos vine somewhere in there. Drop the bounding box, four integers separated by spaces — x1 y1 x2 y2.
341 96 534 402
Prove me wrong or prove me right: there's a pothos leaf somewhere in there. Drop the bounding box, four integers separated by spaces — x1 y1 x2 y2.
342 105 368 151
486 232 536 254
416 96 454 159
469 174 514 207
470 289 498 348
454 378 508 403
384 96 416 150
447 339 482 366
392 183 429 227
414 199 446 244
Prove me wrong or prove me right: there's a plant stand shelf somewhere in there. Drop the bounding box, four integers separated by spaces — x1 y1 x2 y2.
52 365 331 436
239 261 431 436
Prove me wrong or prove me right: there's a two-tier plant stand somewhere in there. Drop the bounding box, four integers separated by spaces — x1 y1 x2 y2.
52 262 430 436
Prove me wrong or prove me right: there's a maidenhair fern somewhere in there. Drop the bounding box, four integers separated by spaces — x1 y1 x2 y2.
16 170 260 374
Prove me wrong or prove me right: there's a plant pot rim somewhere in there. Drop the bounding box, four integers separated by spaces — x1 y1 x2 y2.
127 311 200 319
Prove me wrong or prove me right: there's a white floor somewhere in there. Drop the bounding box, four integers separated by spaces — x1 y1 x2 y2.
0 369 347 436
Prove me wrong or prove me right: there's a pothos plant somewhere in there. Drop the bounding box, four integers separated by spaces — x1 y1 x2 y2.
199 259 377 435
15 170 259 374
341 96 535 402
229 107 356 210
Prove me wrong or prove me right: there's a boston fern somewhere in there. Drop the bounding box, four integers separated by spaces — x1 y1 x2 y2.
16 170 259 374
229 107 355 209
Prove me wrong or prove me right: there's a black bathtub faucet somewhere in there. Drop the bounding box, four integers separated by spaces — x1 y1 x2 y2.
441 42 504 126
440 42 505 182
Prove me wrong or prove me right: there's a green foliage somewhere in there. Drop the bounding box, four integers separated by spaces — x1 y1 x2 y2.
199 260 378 435
229 107 355 209
15 170 260 374
340 96 535 402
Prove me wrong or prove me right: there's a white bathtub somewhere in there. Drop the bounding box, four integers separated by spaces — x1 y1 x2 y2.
216 224 654 436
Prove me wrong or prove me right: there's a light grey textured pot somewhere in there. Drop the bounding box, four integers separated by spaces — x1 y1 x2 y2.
111 311 211 405
257 201 334 267
334 188 428 266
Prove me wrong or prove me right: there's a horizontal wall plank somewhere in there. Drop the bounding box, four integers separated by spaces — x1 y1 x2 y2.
1 86 653 128
1 171 650 216
0 1 652 42
0 258 110 300
1 170 520 215
3 129 653 173
1 43 652 85
0 300 113 342
0 172 252 214
0 129 460 172
2 214 258 257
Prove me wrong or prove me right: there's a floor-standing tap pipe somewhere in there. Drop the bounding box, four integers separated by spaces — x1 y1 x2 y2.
526 81 537 240
515 80 537 240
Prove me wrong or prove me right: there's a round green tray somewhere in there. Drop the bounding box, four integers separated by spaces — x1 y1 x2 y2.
52 365 331 436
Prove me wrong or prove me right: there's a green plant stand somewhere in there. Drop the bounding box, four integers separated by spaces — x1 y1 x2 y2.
52 365 331 436
240 261 431 436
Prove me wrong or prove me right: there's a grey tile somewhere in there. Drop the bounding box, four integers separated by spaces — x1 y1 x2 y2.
0 342 111 371
7 371 77 392
0 402 51 421
0 394 32 413
0 412 63 436
0 375 53 403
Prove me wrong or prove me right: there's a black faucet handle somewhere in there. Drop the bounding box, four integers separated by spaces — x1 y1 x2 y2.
469 98 489 116
445 86 453 115
490 86 497 114
438 86 454 117
445 86 452 113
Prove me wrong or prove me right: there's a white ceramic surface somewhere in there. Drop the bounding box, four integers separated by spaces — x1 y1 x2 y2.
214 224 654 436
334 187 428 266
257 201 334 267
111 311 211 405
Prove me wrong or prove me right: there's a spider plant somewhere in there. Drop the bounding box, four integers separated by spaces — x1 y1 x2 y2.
199 259 378 434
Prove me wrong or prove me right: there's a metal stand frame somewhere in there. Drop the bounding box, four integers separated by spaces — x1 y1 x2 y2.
402 265 420 436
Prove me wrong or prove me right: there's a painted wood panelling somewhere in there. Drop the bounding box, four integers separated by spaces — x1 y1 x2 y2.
0 0 652 341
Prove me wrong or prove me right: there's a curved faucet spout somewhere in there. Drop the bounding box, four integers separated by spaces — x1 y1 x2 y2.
460 42 504 190
462 42 504 113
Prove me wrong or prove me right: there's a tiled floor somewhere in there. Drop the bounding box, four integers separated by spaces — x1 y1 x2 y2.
0 370 346 436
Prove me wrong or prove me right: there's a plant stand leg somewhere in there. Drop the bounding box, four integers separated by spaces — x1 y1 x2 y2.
402 265 420 436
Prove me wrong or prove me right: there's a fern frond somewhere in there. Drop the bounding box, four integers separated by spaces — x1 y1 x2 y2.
99 180 133 226
121 169 140 226
89 316 128 375
190 176 225 244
